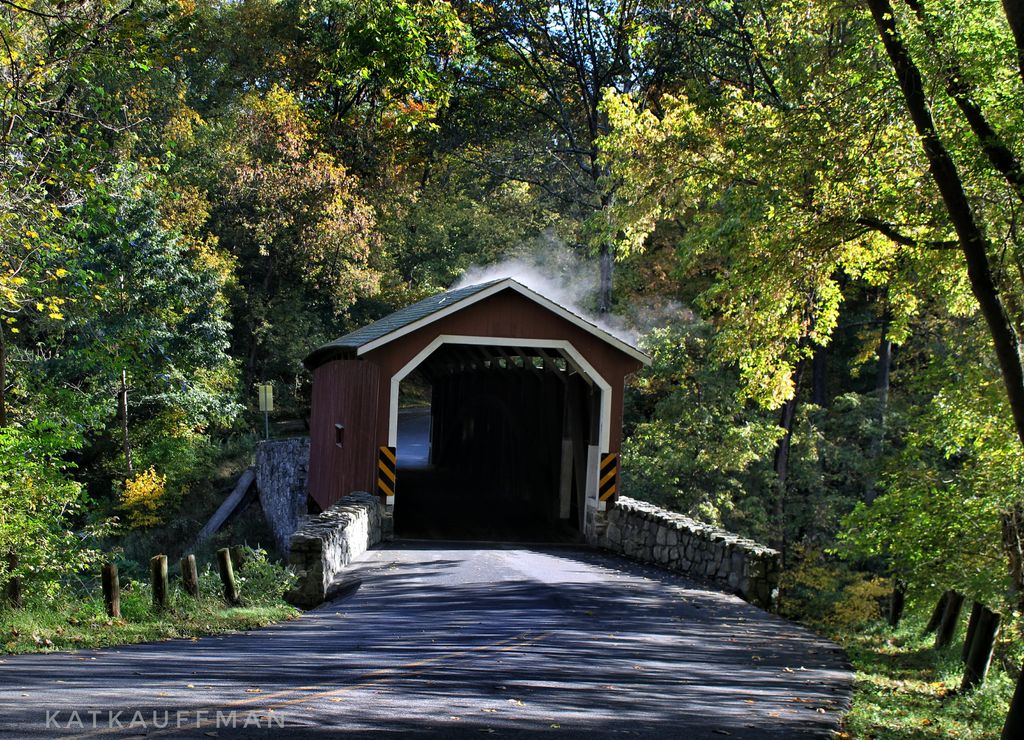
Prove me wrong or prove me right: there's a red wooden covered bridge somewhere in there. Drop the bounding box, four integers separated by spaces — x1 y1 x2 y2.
303 278 650 542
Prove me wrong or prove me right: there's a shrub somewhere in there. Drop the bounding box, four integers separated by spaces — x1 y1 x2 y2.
780 545 889 631
233 546 297 606
119 467 167 529
194 546 295 606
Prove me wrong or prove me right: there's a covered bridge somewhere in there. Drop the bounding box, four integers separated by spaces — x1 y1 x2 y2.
303 278 650 543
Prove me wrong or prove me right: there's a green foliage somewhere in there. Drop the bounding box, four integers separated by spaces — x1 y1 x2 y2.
0 422 107 587
119 468 168 529
840 319 1018 607
600 0 1024 622
303 0 473 133
779 546 889 631
623 320 781 537
230 546 298 606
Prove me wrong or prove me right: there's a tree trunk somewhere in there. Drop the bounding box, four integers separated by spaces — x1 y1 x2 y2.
598 242 614 314
889 581 906 627
118 367 133 477
812 343 827 406
866 321 893 502
1003 506 1024 610
867 0 1024 450
1001 0 1024 85
772 361 805 554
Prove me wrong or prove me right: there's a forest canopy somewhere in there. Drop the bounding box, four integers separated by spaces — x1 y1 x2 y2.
1 0 1023 648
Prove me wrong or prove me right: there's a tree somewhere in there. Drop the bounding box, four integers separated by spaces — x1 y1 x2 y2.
204 86 382 388
0 0 150 427
48 168 240 478
458 0 671 312
600 0 1024 601
623 320 782 539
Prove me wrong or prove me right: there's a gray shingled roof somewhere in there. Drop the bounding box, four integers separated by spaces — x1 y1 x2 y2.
304 277 652 369
304 280 505 367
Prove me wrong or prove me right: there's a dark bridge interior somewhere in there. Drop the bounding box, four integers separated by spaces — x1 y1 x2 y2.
393 343 599 542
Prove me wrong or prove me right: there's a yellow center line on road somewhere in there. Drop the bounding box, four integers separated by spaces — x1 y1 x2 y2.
69 630 552 738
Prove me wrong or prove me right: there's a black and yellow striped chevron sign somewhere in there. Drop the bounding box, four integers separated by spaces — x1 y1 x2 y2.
599 452 618 501
377 446 396 501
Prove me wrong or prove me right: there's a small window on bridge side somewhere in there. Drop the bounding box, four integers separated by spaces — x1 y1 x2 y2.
335 423 345 448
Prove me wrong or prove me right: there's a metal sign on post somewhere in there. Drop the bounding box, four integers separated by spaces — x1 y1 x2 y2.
258 383 273 440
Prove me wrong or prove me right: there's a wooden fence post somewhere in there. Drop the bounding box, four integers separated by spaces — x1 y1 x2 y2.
935 591 965 648
962 601 983 662
888 581 905 628
101 563 120 618
1002 662 1024 739
924 590 950 633
150 555 168 610
180 554 199 598
5 552 22 609
217 548 239 605
962 606 1000 692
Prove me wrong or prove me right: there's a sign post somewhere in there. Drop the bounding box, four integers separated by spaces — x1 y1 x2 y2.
258 383 273 440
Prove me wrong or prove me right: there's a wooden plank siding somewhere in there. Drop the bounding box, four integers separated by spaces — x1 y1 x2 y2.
307 360 381 509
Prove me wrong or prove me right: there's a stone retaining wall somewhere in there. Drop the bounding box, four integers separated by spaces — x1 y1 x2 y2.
284 491 383 609
601 496 780 610
255 438 310 555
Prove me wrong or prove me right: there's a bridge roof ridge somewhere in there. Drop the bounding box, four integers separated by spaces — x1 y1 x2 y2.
304 277 651 368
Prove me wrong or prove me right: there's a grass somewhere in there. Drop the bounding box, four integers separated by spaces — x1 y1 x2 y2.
1 552 300 656
1 586 298 655
838 612 1015 739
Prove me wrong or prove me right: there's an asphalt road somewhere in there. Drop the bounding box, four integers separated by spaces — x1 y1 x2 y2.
0 543 852 739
